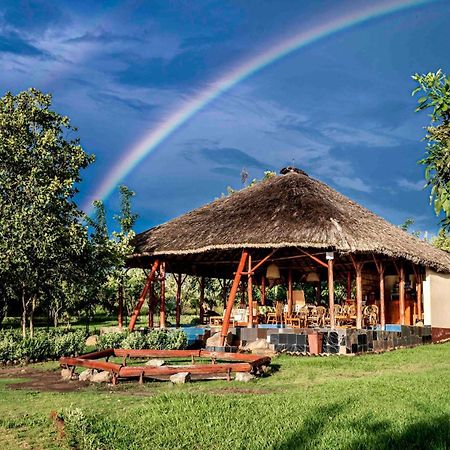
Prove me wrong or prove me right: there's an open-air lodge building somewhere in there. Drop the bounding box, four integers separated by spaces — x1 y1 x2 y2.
127 167 450 353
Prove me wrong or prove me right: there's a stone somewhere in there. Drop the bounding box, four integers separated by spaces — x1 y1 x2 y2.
246 339 269 352
79 369 97 382
251 348 277 357
61 368 72 380
206 331 232 347
90 371 113 383
169 372 191 384
145 359 165 367
85 335 99 346
234 372 255 382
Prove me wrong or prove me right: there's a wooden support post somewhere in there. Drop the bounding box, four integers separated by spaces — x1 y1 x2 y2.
261 276 266 306
118 281 124 329
148 283 154 328
220 250 249 346
247 255 253 328
129 260 159 331
160 262 166 329
222 278 227 309
399 264 405 325
175 273 182 328
287 268 293 316
328 258 335 328
416 271 423 322
372 256 385 329
199 277 205 324
351 256 363 329
316 280 321 303
346 271 352 301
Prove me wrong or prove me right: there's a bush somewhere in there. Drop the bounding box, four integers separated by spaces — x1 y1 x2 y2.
0 328 86 363
97 329 187 351
97 331 126 350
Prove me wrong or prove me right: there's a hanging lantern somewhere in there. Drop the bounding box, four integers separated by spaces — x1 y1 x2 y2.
305 271 320 282
266 263 280 280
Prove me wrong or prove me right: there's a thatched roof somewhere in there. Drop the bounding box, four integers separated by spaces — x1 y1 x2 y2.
130 167 450 274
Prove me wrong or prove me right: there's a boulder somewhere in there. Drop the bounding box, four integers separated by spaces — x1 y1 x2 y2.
234 372 255 382
246 339 269 351
90 371 113 383
145 359 165 367
85 335 99 346
206 331 232 347
169 372 191 384
61 368 73 381
79 369 97 382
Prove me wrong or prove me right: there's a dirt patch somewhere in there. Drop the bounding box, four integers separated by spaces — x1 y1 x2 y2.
0 366 90 393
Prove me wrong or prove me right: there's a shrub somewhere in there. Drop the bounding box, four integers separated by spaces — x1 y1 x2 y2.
97 331 126 350
146 329 187 350
121 331 147 349
0 328 86 363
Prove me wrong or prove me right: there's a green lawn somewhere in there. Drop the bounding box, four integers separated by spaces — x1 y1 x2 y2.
1 343 450 449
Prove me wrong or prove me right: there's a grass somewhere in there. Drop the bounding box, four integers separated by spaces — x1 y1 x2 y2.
1 343 450 449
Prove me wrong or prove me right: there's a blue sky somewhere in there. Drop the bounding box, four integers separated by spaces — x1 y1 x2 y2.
1 0 450 234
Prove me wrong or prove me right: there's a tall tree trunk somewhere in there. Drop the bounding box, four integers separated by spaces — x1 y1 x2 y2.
21 288 27 338
29 295 36 338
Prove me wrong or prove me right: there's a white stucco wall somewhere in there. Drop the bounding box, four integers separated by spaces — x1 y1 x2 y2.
423 269 450 328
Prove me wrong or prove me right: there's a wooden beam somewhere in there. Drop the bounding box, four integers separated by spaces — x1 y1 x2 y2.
220 250 249 346
129 260 159 331
250 249 276 273
147 282 154 328
287 268 293 315
298 248 328 268
328 258 335 328
247 254 253 328
416 272 423 322
372 255 386 329
399 263 405 325
160 262 166 328
346 271 351 301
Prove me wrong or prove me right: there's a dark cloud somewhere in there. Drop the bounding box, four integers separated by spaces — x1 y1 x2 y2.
198 147 269 170
87 91 156 113
210 166 239 177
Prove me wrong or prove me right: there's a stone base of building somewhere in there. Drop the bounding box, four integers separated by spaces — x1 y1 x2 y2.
234 325 433 355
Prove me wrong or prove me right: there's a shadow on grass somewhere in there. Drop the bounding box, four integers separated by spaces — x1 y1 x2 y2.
272 403 450 450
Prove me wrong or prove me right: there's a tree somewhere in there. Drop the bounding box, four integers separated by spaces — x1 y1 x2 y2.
412 70 450 229
0 89 93 335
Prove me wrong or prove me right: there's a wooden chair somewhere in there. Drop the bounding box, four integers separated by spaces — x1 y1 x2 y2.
363 305 379 327
267 301 284 324
316 306 327 327
333 304 343 326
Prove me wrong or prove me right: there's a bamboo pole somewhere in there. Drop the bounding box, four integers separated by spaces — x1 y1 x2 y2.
148 283 154 328
372 256 385 329
160 262 166 328
328 258 335 328
220 250 249 346
247 255 253 328
129 260 159 331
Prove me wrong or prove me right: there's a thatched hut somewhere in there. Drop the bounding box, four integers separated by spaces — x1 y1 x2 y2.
128 167 450 343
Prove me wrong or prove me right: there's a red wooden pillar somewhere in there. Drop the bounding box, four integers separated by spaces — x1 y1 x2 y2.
220 250 249 346
399 264 405 325
160 262 166 329
351 257 363 329
416 272 423 322
175 273 182 328
373 256 385 329
129 260 159 331
199 277 205 324
148 283 154 328
247 255 253 328
260 276 266 306
287 268 293 316
118 281 124 329
328 258 335 328
222 278 228 309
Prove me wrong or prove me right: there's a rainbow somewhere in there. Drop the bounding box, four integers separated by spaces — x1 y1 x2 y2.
84 0 434 213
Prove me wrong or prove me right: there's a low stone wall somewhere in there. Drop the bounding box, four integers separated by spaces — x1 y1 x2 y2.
236 325 432 354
